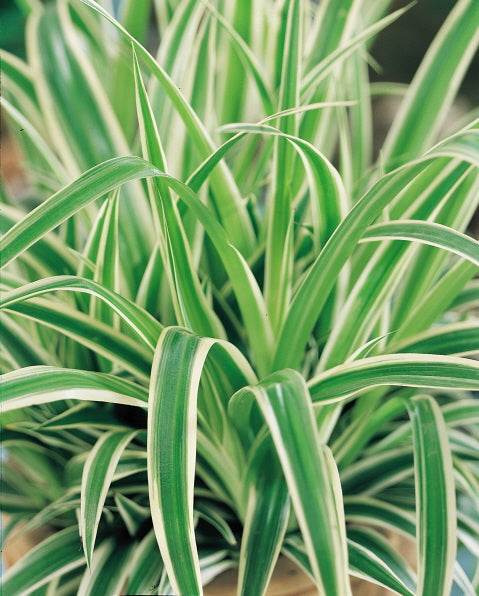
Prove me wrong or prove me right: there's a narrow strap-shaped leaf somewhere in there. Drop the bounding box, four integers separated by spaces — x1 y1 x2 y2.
332 397 406 468
386 164 479 334
347 536 415 596
1 204 78 276
264 208 294 333
38 403 129 431
0 156 160 269
406 395 456 596
80 430 137 565
320 162 478 367
145 175 274 375
304 0 355 69
77 537 133 596
114 493 150 537
133 51 226 339
344 496 416 537
273 130 479 370
345 45 373 192
147 326 257 593
395 260 478 342
0 96 69 185
148 327 215 595
3 299 152 380
205 122 349 245
451 277 479 311
443 399 479 426
361 220 479 266
382 0 479 168
451 562 478 596
28 3 129 173
190 120 351 370
89 192 121 331
76 196 110 282
308 354 479 404
301 5 411 99
238 435 290 596
107 0 152 141
0 48 42 125
28 3 156 273
123 529 164 595
234 369 351 595
195 501 237 546
283 533 415 596
389 321 479 357
2 493 81 542
1 313 59 368
1 366 148 412
202 0 273 116
330 446 413 494
0 275 162 349
188 101 346 194
195 430 246 511
264 0 302 332
1 526 84 596
78 0 255 256
299 0 361 160
428 128 479 165
232 353 479 439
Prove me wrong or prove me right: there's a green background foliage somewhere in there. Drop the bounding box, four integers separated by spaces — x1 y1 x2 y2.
1 1 478 595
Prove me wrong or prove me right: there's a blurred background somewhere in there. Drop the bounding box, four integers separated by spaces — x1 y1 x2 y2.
2 0 478 232
1 0 478 96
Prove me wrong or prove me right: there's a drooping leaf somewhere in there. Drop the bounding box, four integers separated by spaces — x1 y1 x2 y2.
133 51 225 339
1 526 85 596
308 354 479 404
77 537 133 596
148 327 211 595
237 435 290 596
123 530 164 595
406 395 456 596
382 0 479 167
3 299 152 380
233 369 351 595
1 366 148 413
80 430 137 565
360 220 479 266
0 156 160 269
0 275 162 349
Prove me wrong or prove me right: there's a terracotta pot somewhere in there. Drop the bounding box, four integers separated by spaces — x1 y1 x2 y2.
2 521 52 569
204 557 318 596
205 536 416 596
3 523 415 596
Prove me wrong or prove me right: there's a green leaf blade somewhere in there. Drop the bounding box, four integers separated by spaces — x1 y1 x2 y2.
148 327 213 595
0 275 162 350
80 430 137 566
406 395 457 596
0 156 160 270
1 366 148 413
133 50 226 340
361 220 479 267
238 436 290 596
1 527 85 596
382 0 479 168
241 369 351 595
78 0 256 256
309 354 479 404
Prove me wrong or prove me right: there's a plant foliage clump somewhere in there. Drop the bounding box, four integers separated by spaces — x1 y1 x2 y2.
1 0 479 595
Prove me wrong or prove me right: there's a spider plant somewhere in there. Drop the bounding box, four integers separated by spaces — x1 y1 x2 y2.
1 0 479 595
